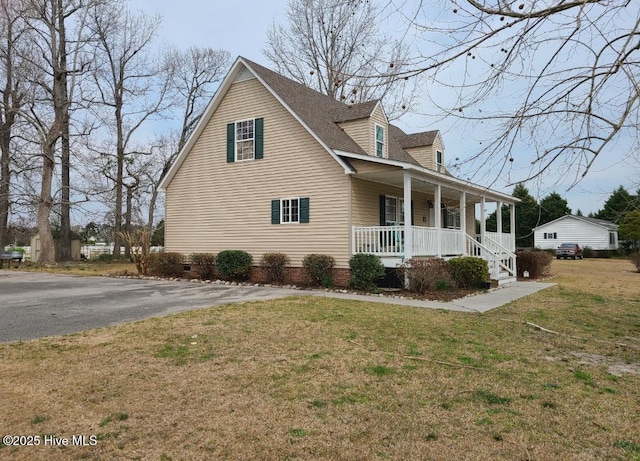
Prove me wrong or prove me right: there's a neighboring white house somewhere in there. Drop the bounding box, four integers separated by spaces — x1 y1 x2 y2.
534 215 619 250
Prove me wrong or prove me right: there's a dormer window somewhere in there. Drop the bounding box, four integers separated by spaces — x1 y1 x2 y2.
375 124 385 158
436 150 443 172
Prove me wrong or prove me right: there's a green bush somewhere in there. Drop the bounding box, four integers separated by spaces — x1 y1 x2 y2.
149 252 184 278
448 257 489 288
583 246 594 258
302 254 335 287
517 250 553 278
216 250 253 281
260 252 290 284
399 258 454 293
348 254 385 291
630 252 640 273
191 253 216 280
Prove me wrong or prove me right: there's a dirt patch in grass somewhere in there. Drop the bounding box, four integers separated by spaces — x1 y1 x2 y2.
1 259 639 460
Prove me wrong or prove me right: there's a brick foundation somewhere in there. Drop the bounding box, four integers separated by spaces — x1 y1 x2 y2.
249 266 350 287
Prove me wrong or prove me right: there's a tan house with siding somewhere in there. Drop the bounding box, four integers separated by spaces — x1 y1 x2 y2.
159 57 518 284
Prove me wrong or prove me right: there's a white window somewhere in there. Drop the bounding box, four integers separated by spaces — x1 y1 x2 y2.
609 232 616 245
385 196 405 225
235 119 254 161
436 150 443 172
544 232 557 240
375 125 385 158
444 207 461 229
281 198 300 224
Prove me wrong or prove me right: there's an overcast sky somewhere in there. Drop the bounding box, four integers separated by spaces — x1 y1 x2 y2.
127 0 638 215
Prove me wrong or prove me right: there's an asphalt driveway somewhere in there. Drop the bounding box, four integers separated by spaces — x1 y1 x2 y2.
0 271 301 343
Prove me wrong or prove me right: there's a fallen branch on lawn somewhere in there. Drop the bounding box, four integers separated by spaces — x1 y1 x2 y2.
500 319 640 351
403 356 489 371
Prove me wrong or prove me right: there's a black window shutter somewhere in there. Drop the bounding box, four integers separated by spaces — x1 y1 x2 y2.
300 197 309 223
226 123 235 163
271 200 280 224
379 195 386 226
255 118 264 159
411 200 415 225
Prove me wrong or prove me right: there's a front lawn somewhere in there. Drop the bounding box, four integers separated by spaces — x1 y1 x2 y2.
0 259 638 460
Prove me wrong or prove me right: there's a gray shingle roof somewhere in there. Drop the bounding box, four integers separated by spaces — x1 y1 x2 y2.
397 130 439 149
244 58 422 166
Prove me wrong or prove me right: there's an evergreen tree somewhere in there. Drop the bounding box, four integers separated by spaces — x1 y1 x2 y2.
595 186 635 223
513 184 539 248
539 192 571 224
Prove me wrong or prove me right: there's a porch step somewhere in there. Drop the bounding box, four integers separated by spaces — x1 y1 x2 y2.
495 273 517 285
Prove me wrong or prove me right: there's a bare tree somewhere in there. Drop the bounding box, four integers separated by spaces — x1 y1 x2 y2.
0 0 30 250
387 0 640 185
264 0 414 119
164 45 231 151
88 1 167 257
22 0 90 264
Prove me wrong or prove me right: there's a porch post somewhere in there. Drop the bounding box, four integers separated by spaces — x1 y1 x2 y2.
435 184 442 257
403 170 412 260
480 197 486 246
510 203 516 251
460 191 466 255
497 200 503 236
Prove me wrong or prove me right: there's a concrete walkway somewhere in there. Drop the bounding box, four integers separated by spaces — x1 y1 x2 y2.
314 281 556 313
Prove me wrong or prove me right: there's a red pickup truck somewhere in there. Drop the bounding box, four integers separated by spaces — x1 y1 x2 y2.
556 243 583 260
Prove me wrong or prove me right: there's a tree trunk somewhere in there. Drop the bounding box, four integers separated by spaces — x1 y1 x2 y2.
37 143 56 264
57 0 71 261
0 132 9 251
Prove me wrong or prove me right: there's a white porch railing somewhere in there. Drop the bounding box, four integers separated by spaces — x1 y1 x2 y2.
352 226 465 257
484 235 517 278
482 232 515 252
353 226 517 281
352 226 405 257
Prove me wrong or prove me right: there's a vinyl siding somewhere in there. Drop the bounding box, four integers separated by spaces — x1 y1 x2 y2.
534 217 618 250
165 78 351 268
339 118 370 155
405 134 445 173
351 178 433 227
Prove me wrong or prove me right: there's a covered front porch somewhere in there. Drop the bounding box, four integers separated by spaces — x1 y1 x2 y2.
345 159 518 283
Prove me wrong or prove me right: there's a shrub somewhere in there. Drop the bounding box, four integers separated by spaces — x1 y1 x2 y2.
118 228 151 276
149 252 184 278
97 253 114 262
302 254 335 287
448 257 489 288
216 250 253 281
583 246 594 258
517 250 553 278
398 258 453 293
260 252 290 284
631 252 640 273
348 254 385 291
191 253 217 280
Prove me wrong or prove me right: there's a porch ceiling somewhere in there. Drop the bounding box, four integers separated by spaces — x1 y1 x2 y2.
341 154 518 205
354 168 497 204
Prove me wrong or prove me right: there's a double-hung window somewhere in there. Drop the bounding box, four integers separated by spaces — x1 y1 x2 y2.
272 197 310 224
375 125 385 158
281 198 300 224
235 119 254 161
384 196 404 225
436 150 443 172
544 232 557 240
227 118 263 163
